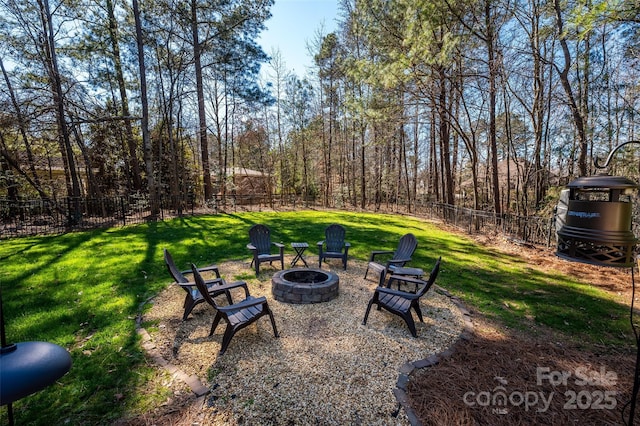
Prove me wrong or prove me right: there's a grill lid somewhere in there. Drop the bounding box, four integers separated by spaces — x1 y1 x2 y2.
567 175 639 190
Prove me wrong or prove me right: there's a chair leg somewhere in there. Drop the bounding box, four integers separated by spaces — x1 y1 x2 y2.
210 312 223 336
219 325 236 355
266 306 279 337
223 290 233 305
280 256 284 270
362 298 376 325
402 312 418 337
183 296 195 321
412 301 424 322
255 260 260 275
364 265 369 279
378 271 387 288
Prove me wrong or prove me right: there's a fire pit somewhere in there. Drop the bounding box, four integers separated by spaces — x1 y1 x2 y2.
272 268 339 304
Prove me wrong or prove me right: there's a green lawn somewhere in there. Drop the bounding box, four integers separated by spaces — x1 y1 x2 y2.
0 210 633 424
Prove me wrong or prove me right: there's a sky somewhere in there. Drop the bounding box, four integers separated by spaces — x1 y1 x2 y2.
258 0 340 76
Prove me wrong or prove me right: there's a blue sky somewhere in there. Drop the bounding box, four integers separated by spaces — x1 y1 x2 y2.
259 0 339 75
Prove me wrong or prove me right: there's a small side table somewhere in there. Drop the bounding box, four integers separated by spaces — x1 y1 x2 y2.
389 266 425 292
391 266 424 279
291 242 309 267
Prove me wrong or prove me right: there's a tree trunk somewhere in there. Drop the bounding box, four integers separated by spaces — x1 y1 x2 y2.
107 0 142 192
486 0 501 215
437 66 454 205
360 119 366 209
531 0 545 206
0 56 48 200
38 0 82 223
192 0 213 199
132 0 158 217
554 0 588 176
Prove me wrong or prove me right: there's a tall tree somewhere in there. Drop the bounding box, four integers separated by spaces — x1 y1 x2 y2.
22 0 84 204
510 0 553 207
315 32 342 206
553 0 589 176
105 0 143 191
265 49 290 196
186 0 273 199
0 56 48 200
132 0 158 216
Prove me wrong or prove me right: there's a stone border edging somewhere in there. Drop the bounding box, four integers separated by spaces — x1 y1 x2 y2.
136 291 210 398
393 285 474 426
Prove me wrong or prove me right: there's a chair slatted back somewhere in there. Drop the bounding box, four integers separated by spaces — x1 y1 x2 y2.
417 257 442 297
164 248 188 284
191 264 221 309
249 224 272 255
325 224 345 252
395 233 418 260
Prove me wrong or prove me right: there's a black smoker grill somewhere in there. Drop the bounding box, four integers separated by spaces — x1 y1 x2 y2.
556 174 638 267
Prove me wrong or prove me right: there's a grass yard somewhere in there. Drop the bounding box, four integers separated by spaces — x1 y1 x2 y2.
0 210 634 424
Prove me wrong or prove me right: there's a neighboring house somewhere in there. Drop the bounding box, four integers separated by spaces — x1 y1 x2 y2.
8 151 93 197
223 167 270 196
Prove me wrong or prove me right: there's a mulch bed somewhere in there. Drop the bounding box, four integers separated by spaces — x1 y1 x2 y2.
407 317 636 425
407 231 638 425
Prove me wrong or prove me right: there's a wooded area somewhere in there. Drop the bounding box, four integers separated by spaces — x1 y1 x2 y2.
1 0 639 219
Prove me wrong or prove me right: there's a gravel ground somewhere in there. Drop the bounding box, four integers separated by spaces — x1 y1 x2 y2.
142 258 466 425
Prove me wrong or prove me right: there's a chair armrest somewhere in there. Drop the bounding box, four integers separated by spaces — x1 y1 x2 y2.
345 242 351 247
217 296 267 312
385 274 428 293
176 277 225 289
273 242 285 248
369 250 394 261
388 257 411 265
247 243 257 251
387 274 427 287
214 280 250 298
375 286 421 300
181 264 220 278
317 240 324 247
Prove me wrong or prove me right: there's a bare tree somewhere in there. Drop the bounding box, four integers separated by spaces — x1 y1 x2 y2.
132 0 158 216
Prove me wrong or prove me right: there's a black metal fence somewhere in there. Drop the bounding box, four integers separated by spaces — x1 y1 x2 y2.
424 203 556 247
0 195 192 238
0 194 557 246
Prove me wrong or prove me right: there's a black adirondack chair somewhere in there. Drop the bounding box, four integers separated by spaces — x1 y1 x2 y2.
247 224 285 275
191 264 279 355
163 248 231 321
317 224 351 270
364 233 418 282
362 257 441 337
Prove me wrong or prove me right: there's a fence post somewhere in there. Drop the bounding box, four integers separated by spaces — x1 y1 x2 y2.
120 197 126 226
66 197 75 228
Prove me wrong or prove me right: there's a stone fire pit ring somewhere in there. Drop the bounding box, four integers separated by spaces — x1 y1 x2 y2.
272 268 339 304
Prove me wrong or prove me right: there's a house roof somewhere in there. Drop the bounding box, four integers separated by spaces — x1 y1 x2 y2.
226 167 267 177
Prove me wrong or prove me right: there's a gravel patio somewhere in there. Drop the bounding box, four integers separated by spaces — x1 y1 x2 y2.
140 258 467 425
